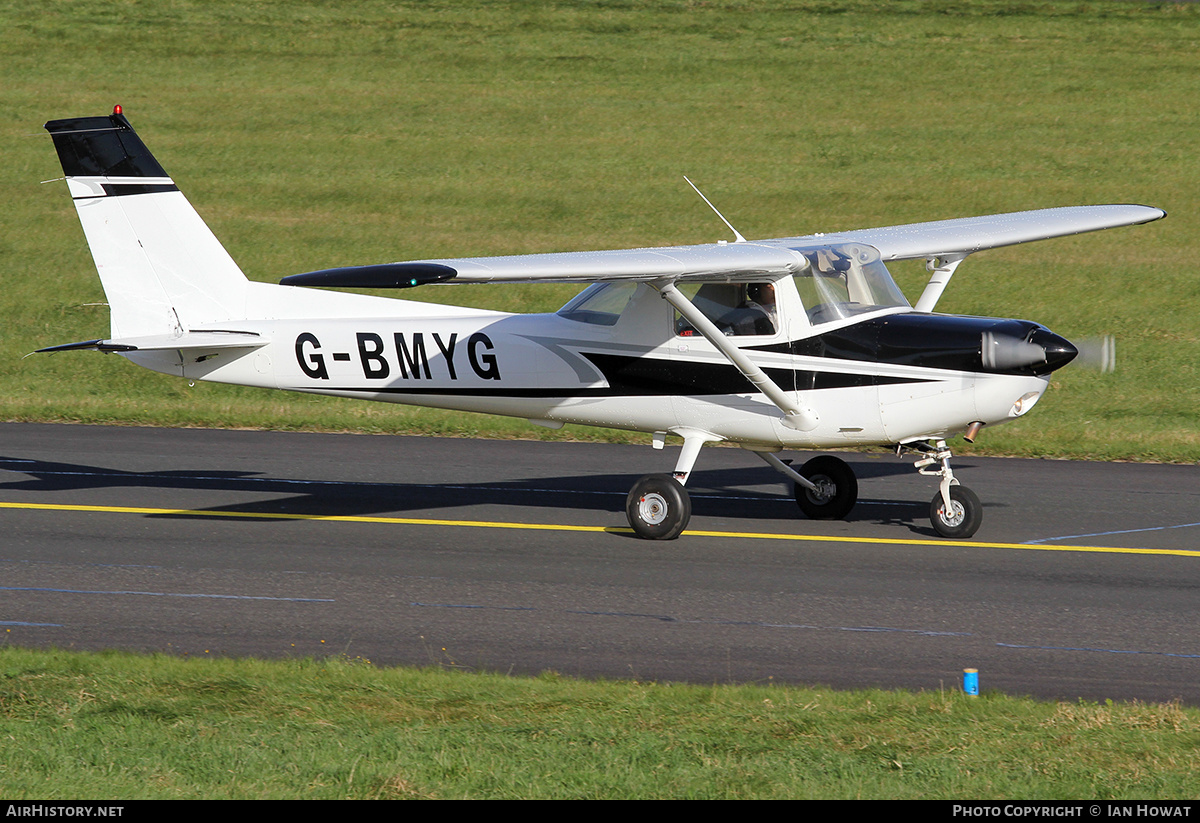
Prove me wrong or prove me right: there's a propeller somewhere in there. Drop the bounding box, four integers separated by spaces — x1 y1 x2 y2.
1069 334 1117 374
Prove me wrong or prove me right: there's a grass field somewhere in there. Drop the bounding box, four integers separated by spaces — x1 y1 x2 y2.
1 0 1197 460
2 647 1199 800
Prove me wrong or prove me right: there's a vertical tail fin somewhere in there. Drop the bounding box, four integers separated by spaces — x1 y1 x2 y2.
45 108 249 339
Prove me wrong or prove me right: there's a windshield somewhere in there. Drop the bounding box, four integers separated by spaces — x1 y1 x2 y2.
793 243 909 325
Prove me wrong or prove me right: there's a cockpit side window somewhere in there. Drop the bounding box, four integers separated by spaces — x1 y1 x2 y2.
793 243 909 325
557 282 638 326
674 281 778 337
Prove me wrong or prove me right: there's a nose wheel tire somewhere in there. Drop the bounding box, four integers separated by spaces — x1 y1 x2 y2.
793 455 858 520
930 485 982 538
626 474 692 540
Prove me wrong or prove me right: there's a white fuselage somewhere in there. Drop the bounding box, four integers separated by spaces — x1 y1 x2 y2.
125 279 1048 450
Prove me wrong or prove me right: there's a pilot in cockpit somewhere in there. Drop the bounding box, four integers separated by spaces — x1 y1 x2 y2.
733 282 777 335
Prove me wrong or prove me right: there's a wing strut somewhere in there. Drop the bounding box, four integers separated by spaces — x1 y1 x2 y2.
656 282 819 432
914 255 966 313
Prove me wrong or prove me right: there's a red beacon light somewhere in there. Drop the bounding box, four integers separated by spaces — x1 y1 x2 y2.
113 104 122 115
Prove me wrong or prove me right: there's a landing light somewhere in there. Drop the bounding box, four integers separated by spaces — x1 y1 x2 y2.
1010 392 1042 417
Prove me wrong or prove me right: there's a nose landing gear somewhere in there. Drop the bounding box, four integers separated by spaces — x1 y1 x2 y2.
906 439 983 538
930 485 983 539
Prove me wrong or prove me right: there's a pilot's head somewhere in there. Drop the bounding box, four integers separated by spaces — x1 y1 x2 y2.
747 282 775 306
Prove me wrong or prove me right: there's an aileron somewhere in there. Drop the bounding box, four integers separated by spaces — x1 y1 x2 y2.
780 204 1165 262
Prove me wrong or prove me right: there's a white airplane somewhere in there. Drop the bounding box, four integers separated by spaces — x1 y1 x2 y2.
39 107 1164 540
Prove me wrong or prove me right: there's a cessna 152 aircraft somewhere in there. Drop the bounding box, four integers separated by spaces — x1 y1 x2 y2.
40 108 1164 540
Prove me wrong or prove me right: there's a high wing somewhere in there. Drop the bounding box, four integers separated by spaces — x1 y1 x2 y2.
280 204 1163 290
280 242 810 288
775 204 1166 262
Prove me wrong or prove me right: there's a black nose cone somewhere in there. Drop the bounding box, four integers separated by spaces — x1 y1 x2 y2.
980 324 1079 374
1030 328 1078 373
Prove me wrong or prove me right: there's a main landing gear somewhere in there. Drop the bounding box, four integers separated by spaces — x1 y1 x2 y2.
625 444 865 540
757 451 859 522
625 436 982 540
625 474 691 540
625 431 713 540
791 455 858 520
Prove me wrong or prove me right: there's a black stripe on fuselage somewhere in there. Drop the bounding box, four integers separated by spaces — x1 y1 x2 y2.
747 313 1048 376
311 353 931 398
579 353 927 395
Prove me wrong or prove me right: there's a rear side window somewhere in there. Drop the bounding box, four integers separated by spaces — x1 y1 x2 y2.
557 282 637 326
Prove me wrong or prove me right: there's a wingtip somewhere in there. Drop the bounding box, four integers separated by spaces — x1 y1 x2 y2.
280 262 458 289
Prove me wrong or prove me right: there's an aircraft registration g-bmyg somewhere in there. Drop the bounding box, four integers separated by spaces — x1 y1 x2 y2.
40 107 1164 540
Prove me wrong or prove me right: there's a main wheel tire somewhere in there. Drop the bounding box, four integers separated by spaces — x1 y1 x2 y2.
626 474 691 540
794 455 858 520
930 485 983 538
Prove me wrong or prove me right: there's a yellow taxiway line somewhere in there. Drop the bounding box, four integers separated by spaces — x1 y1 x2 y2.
1 500 1196 558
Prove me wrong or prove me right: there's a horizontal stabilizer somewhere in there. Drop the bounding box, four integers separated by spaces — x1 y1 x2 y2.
36 330 265 354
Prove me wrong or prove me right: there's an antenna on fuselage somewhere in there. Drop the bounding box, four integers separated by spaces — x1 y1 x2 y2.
684 176 746 244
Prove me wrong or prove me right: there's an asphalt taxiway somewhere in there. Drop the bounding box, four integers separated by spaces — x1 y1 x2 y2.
2 423 1197 702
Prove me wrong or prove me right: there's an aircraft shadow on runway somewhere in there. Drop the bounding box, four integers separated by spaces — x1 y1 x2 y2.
0 454 945 535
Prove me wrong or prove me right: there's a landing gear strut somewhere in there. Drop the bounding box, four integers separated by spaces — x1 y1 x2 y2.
906 439 983 538
625 430 714 540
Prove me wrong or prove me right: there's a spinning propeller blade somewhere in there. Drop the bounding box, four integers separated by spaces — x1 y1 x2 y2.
1070 335 1117 374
